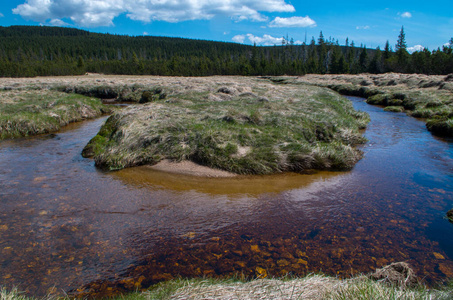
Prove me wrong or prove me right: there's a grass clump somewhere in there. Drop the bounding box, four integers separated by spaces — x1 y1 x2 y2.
84 80 369 173
95 276 453 300
426 118 453 137
0 89 112 140
1 287 30 300
384 106 405 113
55 84 168 103
447 209 453 223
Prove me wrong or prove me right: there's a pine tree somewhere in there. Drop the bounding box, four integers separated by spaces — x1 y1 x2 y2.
359 47 368 72
394 26 409 72
383 41 391 59
77 55 85 69
318 31 325 46
395 26 407 52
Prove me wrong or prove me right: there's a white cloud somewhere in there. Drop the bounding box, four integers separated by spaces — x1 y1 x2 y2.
407 45 424 53
356 25 370 30
247 34 284 45
0 12 4 17
48 18 70 26
233 33 285 46
401 12 412 18
13 0 124 27
13 0 295 27
232 35 246 43
268 16 316 28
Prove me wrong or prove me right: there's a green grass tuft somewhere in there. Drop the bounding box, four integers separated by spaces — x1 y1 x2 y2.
384 106 405 113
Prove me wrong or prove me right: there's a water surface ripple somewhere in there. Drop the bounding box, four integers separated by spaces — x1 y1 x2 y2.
0 97 452 297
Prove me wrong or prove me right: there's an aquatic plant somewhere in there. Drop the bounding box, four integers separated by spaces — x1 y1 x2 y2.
447 209 453 223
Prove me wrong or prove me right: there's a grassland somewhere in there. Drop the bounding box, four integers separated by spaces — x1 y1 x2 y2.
79 77 369 174
0 88 111 140
286 73 453 137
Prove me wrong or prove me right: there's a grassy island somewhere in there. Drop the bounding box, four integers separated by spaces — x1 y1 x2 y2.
0 88 111 140
81 77 369 173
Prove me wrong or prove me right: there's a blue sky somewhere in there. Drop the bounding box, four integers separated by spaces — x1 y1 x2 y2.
0 0 452 52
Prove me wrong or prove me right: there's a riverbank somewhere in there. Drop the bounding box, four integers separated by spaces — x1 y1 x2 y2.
273 73 453 137
0 88 111 140
111 275 453 300
2 273 452 299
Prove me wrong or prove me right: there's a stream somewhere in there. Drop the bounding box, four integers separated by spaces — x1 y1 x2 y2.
0 96 452 297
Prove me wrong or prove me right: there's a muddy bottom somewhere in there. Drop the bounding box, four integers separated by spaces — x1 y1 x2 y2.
0 97 452 297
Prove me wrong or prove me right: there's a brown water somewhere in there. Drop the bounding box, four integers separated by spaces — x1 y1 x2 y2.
1 97 452 297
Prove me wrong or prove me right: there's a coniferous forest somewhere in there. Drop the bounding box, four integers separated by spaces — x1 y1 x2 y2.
0 25 452 77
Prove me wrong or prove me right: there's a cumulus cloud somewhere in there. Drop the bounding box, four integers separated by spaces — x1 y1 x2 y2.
0 12 4 17
233 33 285 46
232 35 246 43
407 45 424 53
13 0 124 27
401 12 412 18
13 0 295 27
356 25 370 30
268 16 316 28
48 18 70 26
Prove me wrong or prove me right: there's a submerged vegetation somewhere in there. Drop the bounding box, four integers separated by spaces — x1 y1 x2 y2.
81 77 368 173
0 89 111 140
447 209 453 223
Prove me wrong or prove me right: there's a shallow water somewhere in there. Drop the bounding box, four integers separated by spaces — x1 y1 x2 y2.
0 97 452 297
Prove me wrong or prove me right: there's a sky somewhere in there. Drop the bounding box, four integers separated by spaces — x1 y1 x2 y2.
0 0 452 52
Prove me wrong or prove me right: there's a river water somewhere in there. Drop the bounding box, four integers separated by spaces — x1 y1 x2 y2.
0 97 452 297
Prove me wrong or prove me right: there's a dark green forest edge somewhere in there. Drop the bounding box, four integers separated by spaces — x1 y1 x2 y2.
1 25 452 77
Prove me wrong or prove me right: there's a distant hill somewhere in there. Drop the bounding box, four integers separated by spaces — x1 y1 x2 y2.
0 26 451 77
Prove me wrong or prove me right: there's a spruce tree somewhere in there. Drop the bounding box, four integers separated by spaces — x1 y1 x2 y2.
395 26 407 52
384 41 391 59
318 31 325 46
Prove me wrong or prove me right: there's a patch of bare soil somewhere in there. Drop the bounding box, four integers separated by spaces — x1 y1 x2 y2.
149 159 237 178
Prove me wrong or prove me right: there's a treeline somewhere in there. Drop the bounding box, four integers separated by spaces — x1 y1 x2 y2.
0 26 452 77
